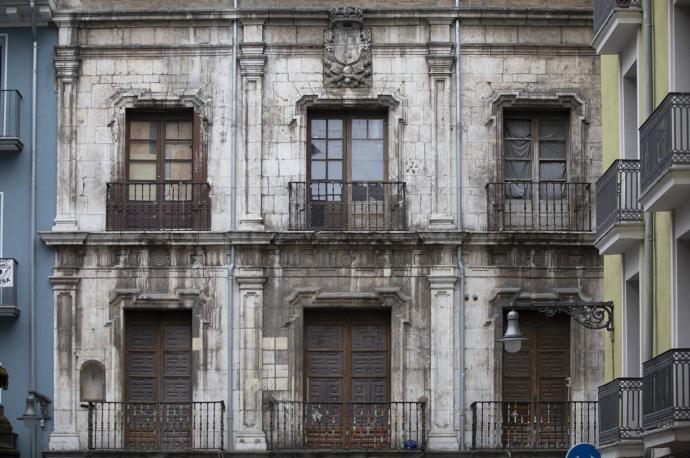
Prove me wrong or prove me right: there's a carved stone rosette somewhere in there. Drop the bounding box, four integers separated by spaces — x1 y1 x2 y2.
323 7 372 88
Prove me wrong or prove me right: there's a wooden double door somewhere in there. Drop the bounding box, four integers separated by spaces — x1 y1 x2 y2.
304 309 391 449
502 311 570 448
125 311 192 449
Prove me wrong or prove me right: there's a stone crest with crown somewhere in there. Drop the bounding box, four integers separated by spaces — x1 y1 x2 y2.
323 7 372 88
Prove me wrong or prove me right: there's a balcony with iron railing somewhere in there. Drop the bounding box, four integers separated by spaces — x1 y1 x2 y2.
0 90 22 152
288 181 407 231
0 258 18 318
87 401 225 450
264 400 426 451
639 92 690 212
486 181 592 233
471 401 598 451
106 182 211 231
595 160 643 254
592 0 642 55
598 378 643 453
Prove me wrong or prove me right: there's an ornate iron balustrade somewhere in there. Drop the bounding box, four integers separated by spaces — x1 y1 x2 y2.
598 378 643 446
471 401 598 450
0 90 22 143
87 401 224 450
640 92 690 192
265 400 426 451
0 258 18 316
596 160 642 237
288 181 407 231
643 349 690 430
106 182 211 231
486 182 592 232
593 0 639 37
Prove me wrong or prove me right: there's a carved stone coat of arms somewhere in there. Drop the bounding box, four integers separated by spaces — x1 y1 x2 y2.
323 7 372 88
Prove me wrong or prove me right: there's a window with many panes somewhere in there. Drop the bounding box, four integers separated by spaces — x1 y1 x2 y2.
503 112 568 199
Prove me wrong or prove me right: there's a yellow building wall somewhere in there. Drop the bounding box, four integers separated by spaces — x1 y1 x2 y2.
601 55 624 379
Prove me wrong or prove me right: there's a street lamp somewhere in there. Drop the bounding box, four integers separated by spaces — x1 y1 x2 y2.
18 390 51 430
499 309 526 354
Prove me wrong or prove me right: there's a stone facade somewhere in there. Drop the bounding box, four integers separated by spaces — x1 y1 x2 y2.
41 1 604 455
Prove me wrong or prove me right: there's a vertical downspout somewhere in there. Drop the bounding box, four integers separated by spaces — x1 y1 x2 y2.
642 0 654 363
227 0 238 450
454 0 466 450
29 1 38 457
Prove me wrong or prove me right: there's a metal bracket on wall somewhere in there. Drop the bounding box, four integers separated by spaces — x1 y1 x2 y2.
515 301 615 331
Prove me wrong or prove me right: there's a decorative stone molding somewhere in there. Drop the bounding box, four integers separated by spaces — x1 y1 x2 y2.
323 7 372 88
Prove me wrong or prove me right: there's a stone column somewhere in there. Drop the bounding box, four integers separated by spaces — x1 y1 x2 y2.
238 19 266 230
427 266 459 450
52 46 81 232
234 267 266 450
427 19 455 229
48 276 80 450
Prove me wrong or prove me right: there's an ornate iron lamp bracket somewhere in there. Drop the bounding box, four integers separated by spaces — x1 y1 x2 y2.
516 301 614 331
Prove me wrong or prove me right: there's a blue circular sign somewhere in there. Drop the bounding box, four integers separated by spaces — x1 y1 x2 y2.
566 443 601 458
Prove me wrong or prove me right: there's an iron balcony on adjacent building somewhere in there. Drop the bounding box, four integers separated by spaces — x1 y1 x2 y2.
288 181 407 231
597 378 643 457
592 0 642 55
639 92 690 212
642 349 690 451
595 159 643 255
0 90 23 152
106 181 211 231
486 181 592 232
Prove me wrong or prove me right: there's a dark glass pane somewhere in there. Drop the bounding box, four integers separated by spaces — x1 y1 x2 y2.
130 121 158 140
504 119 531 138
540 121 567 140
311 140 327 160
506 182 531 199
352 183 367 201
539 161 567 181
505 139 531 159
311 120 327 139
505 160 532 180
540 140 566 159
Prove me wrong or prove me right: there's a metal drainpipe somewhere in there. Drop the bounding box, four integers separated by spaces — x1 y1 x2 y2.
642 0 654 364
29 1 38 457
227 0 238 450
454 0 466 450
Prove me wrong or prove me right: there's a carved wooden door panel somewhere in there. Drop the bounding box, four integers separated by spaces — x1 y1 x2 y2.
304 310 390 449
502 311 570 449
125 311 192 449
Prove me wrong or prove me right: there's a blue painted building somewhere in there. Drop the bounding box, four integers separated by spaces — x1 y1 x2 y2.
0 3 57 458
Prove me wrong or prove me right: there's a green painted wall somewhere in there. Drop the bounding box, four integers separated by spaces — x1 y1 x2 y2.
601 54 623 379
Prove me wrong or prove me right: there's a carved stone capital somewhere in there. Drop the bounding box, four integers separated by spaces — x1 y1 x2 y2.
54 47 81 80
240 44 266 77
426 54 454 77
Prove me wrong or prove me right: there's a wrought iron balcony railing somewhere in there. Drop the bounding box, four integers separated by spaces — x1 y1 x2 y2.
471 401 598 450
0 90 22 151
596 160 642 236
106 182 211 231
265 400 426 451
643 349 690 430
598 378 643 446
640 93 690 193
486 182 592 232
593 0 639 37
288 181 407 231
0 258 18 317
87 401 224 450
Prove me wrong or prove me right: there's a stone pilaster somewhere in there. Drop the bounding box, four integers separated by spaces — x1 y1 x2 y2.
52 47 81 232
48 276 80 450
238 19 266 231
234 268 266 450
427 267 459 450
427 18 455 229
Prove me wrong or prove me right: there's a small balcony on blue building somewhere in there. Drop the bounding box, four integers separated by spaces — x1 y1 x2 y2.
0 258 18 318
0 90 22 152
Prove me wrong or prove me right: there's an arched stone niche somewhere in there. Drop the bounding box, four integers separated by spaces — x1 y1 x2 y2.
80 360 106 402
